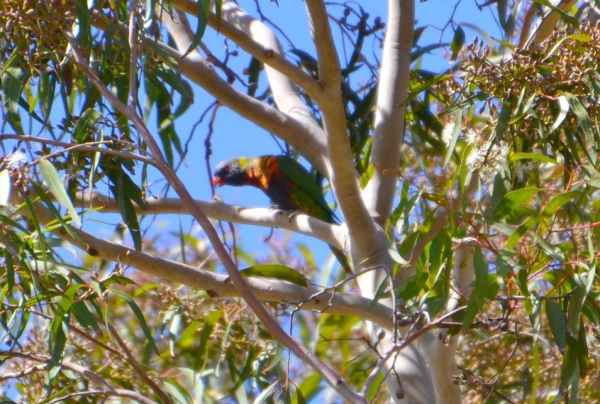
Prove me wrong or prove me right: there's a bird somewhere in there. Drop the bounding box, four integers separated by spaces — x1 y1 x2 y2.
212 155 352 274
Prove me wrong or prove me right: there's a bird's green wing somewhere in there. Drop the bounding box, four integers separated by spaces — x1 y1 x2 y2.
275 155 339 222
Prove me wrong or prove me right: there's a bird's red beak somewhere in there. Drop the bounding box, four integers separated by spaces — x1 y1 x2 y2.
212 176 225 187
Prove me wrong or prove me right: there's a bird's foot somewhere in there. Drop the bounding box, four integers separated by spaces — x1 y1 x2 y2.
286 210 301 222
268 204 283 213
269 205 298 223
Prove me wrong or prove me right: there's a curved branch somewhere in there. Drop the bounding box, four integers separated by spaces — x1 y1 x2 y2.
106 323 173 404
304 0 379 259
11 192 395 331
363 0 414 226
0 352 157 404
173 0 325 106
415 180 481 404
64 32 364 402
90 7 329 175
76 191 346 250
304 0 341 87
524 0 578 49
155 5 330 175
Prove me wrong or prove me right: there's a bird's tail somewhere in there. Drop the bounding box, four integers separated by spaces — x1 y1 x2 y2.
329 245 353 275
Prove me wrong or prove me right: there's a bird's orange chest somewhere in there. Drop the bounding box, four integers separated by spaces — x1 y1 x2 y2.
247 157 279 191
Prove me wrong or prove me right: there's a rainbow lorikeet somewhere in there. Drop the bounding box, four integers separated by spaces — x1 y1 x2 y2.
212 155 352 274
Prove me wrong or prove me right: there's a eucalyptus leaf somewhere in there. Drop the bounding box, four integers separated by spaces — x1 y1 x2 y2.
39 159 81 226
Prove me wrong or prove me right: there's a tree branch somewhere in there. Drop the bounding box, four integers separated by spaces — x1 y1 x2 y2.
11 191 394 330
0 352 156 404
363 0 414 226
75 191 346 250
524 0 579 49
63 31 364 402
304 0 379 260
155 5 331 175
173 0 324 105
415 180 482 404
106 323 173 404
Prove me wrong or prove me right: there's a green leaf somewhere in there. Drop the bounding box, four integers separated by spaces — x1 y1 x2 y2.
71 301 98 330
359 164 375 189
72 108 102 144
109 174 142 251
564 92 593 144
196 309 223 371
407 73 451 103
506 216 540 249
450 25 465 61
496 249 515 292
492 188 544 222
473 247 489 302
461 247 489 333
229 345 256 394
560 334 579 391
50 285 83 367
39 72 55 123
510 152 559 166
525 292 542 344
183 0 210 57
490 173 508 215
542 191 580 219
461 296 479 334
168 309 183 358
233 265 308 288
550 95 569 133
459 143 474 193
0 169 11 206
536 235 565 262
254 381 280 404
106 169 148 209
546 298 566 350
151 66 194 104
568 33 591 42
492 98 512 141
1 66 25 134
177 320 203 349
411 43 451 62
490 36 515 50
443 109 462 168
2 249 14 293
543 34 590 63
109 287 159 354
370 277 391 311
30 182 84 245
531 0 579 28
39 159 81 226
577 319 590 375
442 92 490 116
567 288 584 336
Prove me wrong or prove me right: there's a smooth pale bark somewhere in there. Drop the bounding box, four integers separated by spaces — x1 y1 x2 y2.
523 0 579 48
304 0 380 259
363 0 414 227
10 191 395 330
153 6 330 175
75 191 346 250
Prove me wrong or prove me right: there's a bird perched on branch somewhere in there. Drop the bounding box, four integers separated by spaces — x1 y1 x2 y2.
212 155 352 274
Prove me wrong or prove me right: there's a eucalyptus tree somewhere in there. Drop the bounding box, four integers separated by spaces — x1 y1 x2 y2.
1 0 600 402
